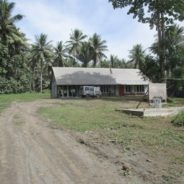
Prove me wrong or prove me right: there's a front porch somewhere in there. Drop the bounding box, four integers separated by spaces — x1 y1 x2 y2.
55 85 148 98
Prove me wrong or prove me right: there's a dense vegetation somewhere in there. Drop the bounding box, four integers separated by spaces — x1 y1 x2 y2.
1 0 184 95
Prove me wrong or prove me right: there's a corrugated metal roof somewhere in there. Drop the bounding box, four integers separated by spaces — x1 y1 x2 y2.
52 67 149 85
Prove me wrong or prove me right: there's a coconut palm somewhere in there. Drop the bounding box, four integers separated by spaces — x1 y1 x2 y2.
53 41 66 67
78 42 93 67
129 44 145 69
150 25 184 78
109 55 127 68
66 29 87 58
0 0 24 44
89 33 108 67
31 33 52 92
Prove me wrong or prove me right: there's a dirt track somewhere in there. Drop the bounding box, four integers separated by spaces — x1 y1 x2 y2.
0 101 126 184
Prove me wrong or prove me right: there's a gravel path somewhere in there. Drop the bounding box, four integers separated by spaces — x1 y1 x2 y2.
0 101 125 184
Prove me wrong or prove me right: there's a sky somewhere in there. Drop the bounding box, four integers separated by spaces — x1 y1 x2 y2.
12 0 181 60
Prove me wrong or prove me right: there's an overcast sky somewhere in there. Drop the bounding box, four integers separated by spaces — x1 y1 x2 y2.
13 0 183 60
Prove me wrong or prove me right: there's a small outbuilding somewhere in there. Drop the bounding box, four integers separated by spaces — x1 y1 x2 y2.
51 67 150 98
149 83 167 102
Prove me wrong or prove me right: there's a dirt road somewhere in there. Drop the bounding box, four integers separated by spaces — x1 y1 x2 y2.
0 101 125 184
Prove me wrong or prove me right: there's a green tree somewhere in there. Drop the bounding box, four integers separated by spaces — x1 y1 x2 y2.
78 42 92 67
101 59 110 68
0 0 23 44
53 41 66 67
31 34 52 92
109 0 184 81
150 25 184 78
140 55 160 82
164 25 184 77
109 55 127 68
129 44 145 69
0 0 29 94
66 29 87 58
89 33 108 67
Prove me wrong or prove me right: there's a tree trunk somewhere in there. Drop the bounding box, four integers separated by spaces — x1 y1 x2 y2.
161 13 166 82
40 58 43 93
93 56 97 67
156 11 165 82
40 68 43 93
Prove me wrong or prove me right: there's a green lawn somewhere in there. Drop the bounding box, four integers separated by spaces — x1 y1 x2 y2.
0 91 50 113
40 98 184 182
39 99 184 150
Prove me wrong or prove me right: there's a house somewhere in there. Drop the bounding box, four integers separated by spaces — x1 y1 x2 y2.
51 67 150 98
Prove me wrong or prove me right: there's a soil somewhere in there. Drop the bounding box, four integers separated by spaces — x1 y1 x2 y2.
0 100 126 184
0 100 183 184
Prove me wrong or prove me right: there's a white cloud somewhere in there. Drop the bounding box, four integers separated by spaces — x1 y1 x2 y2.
14 0 91 44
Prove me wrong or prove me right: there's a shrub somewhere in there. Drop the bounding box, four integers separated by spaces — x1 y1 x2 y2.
172 111 184 127
0 77 30 94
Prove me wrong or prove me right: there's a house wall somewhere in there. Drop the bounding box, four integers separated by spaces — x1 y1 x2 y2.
51 76 57 98
149 83 167 102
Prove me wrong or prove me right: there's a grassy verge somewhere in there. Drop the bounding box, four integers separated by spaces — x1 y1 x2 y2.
0 90 50 113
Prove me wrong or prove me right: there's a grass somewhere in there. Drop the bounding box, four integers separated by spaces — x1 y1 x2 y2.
172 110 184 127
0 90 50 113
166 97 184 107
40 98 184 183
39 99 184 150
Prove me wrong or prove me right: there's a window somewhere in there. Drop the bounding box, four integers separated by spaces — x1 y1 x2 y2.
135 85 144 93
125 86 131 93
125 85 145 93
90 87 94 91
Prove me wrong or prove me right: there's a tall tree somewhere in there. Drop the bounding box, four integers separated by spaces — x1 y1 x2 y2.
109 0 184 81
89 33 108 67
66 29 87 58
129 44 145 69
0 0 23 44
31 33 52 93
109 55 127 68
53 41 66 67
150 25 184 78
0 0 30 94
78 42 92 67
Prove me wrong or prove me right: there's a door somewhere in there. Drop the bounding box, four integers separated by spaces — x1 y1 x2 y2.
119 85 124 96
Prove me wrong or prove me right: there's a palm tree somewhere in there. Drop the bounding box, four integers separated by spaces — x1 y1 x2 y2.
150 25 184 79
66 29 87 58
78 42 92 67
129 44 145 69
109 55 127 68
163 25 184 78
53 41 66 67
0 0 23 44
89 33 108 67
31 33 52 92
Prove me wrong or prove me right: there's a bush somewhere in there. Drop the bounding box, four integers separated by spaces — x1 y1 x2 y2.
172 111 184 127
0 77 30 94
